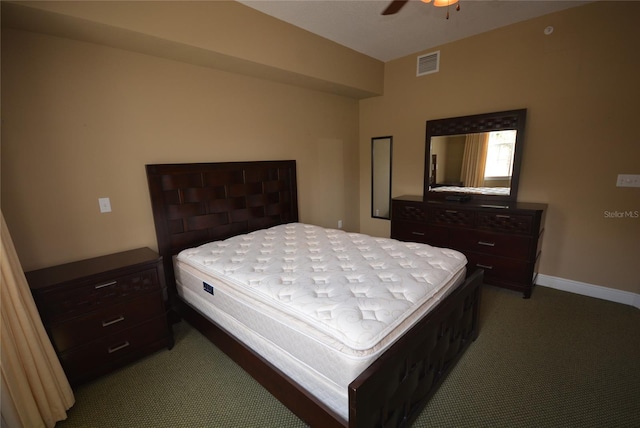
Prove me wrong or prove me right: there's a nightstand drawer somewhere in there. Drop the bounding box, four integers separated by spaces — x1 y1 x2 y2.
50 290 165 353
58 316 170 383
41 268 160 323
451 230 531 260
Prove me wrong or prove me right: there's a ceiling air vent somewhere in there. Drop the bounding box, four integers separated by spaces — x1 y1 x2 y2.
417 51 440 76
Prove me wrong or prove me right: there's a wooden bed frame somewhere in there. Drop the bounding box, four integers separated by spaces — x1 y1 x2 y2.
146 160 483 428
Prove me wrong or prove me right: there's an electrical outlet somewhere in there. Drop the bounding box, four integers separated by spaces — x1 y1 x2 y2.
98 197 112 213
338 220 343 229
616 174 640 188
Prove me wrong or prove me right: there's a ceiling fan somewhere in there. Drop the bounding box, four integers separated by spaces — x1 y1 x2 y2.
382 0 461 18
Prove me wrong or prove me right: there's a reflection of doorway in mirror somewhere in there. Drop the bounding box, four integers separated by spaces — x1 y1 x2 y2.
484 130 516 187
430 154 436 184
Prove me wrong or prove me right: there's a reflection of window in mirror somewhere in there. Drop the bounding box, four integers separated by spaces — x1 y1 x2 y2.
484 130 516 187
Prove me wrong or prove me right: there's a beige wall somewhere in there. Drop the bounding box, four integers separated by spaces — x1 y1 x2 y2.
1 1 383 98
360 1 640 294
2 1 639 296
1 27 360 270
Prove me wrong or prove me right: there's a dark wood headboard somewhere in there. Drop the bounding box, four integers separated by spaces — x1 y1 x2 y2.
146 160 299 289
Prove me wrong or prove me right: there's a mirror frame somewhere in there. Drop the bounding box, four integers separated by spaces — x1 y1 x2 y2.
371 136 393 219
423 109 527 204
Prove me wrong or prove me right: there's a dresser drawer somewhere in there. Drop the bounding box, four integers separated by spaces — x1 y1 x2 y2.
41 268 160 323
429 208 475 227
422 225 450 248
465 252 532 285
451 229 532 260
391 221 453 248
58 316 170 383
49 290 165 353
476 212 533 234
392 201 428 222
391 220 429 244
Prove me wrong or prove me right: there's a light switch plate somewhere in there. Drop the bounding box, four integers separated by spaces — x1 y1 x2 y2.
616 174 640 188
98 197 112 213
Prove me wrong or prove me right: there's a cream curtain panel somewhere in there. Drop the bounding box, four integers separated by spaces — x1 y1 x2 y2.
460 132 489 187
1 212 74 428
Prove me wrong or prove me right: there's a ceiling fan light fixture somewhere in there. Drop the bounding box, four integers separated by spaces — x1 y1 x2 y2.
383 0 459 16
433 0 458 7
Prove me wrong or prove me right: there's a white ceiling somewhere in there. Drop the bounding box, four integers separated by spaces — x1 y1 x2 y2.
238 0 592 62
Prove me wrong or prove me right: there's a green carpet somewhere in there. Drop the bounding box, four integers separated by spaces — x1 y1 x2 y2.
56 285 640 427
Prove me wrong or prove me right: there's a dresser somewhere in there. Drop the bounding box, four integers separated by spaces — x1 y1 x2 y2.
26 247 174 385
391 195 546 298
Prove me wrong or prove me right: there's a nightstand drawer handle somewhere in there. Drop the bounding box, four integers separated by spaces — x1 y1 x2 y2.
478 241 495 247
107 341 130 354
495 214 511 219
445 210 458 214
102 315 125 327
476 264 493 270
411 231 425 236
95 280 117 289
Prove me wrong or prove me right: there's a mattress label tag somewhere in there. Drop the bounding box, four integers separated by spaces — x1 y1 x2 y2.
203 282 214 295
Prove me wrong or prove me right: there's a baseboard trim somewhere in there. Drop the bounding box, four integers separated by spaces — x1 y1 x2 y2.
536 274 640 309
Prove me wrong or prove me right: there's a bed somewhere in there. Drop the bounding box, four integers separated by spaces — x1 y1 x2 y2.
146 160 483 427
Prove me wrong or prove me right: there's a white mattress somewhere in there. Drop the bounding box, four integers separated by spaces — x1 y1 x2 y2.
174 223 466 419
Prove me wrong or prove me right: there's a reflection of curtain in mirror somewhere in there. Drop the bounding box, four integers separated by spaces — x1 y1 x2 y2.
460 133 489 187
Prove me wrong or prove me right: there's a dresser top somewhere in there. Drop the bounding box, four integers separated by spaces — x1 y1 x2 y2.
394 195 547 212
25 247 160 290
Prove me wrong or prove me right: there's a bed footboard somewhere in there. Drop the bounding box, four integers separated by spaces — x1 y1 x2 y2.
349 269 483 427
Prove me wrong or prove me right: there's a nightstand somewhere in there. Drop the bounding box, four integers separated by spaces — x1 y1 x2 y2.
26 247 174 385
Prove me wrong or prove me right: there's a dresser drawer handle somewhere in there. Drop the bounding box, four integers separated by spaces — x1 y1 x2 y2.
495 214 511 219
95 280 117 289
107 341 130 354
102 315 125 327
478 241 496 247
445 210 458 214
411 231 425 236
476 263 493 270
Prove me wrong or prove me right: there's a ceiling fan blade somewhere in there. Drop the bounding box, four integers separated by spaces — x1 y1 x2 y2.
382 0 409 15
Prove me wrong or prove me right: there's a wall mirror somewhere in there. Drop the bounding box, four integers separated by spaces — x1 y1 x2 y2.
424 109 527 204
372 136 392 219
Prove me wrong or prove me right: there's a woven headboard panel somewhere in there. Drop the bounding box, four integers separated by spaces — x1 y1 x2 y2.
146 161 298 286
